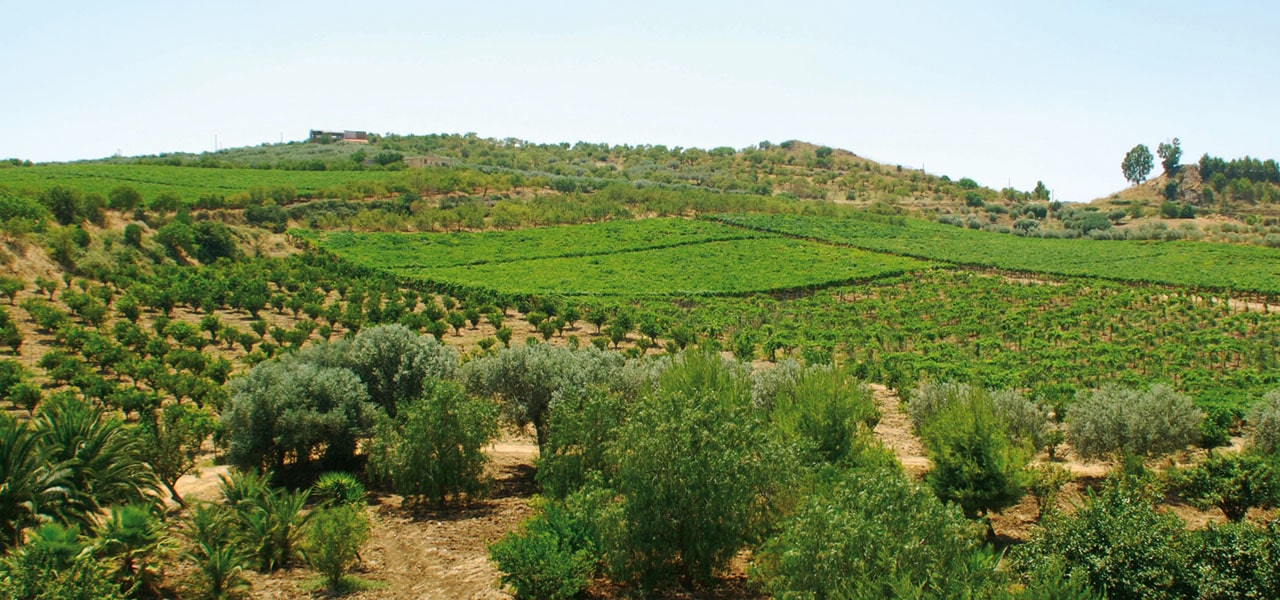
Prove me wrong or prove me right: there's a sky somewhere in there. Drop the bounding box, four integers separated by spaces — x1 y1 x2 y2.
2 1 1277 202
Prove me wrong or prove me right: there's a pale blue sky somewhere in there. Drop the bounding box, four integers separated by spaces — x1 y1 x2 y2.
3 1 1277 201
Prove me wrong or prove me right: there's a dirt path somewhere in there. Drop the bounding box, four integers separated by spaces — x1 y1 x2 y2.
237 435 538 599
868 383 930 475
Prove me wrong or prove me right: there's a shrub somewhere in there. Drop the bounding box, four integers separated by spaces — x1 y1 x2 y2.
1067 384 1202 462
179 502 249 600
311 471 366 507
537 386 629 499
1169 452 1277 522
1248 389 1280 454
218 470 310 572
603 350 795 588
94 504 168 597
762 364 879 465
489 500 597 600
1014 480 1190 600
365 380 498 505
1184 521 1280 599
303 504 370 592
0 523 126 600
221 356 377 471
921 387 1031 522
756 467 1005 599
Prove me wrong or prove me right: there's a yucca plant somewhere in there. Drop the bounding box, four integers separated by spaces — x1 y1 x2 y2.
311 471 366 507
180 502 248 600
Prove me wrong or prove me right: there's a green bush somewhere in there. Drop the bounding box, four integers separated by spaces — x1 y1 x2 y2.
489 500 597 600
1184 521 1280 599
303 504 371 592
179 502 249 600
1014 479 1190 600
604 350 795 588
217 470 310 572
537 386 629 499
0 523 126 600
1169 452 1277 522
366 380 498 505
1067 384 1202 462
1248 389 1280 455
763 364 879 465
311 471 366 507
918 385 1031 522
756 467 1005 599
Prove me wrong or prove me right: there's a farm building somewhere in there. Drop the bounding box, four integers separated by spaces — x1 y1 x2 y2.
309 129 369 144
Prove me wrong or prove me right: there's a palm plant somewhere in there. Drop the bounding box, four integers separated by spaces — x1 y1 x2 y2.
0 415 73 548
34 396 162 523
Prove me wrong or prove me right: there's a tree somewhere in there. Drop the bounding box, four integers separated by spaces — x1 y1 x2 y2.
343 323 459 415
1170 452 1277 522
222 357 377 471
756 468 1006 599
921 387 1031 527
1067 384 1203 462
365 380 498 505
137 403 217 506
108 186 143 212
39 186 82 225
1033 180 1050 201
462 344 624 448
1122 144 1155 185
1157 137 1182 176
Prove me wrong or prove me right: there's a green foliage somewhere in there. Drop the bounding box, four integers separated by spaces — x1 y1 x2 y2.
537 386 631 499
0 414 71 548
488 500 597 600
1183 520 1280 599
94 504 168 597
761 364 880 465
311 471 366 507
1248 389 1280 454
365 380 498 505
1169 452 1277 521
0 523 127 600
222 354 377 471
179 503 249 600
919 386 1031 521
756 467 1005 600
303 504 370 592
463 344 624 447
34 396 161 522
1015 479 1190 600
39 186 83 225
137 403 216 505
108 185 143 212
714 212 1280 295
1158 138 1182 176
218 470 311 572
343 323 459 414
1067 384 1203 461
603 349 794 588
1123 144 1155 185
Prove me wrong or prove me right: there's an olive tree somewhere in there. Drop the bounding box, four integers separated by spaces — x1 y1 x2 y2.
1067 384 1202 462
1247 389 1280 455
222 357 377 471
1122 144 1155 185
462 344 624 448
343 323 458 415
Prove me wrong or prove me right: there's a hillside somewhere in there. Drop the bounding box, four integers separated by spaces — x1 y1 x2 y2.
2 133 1280 599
